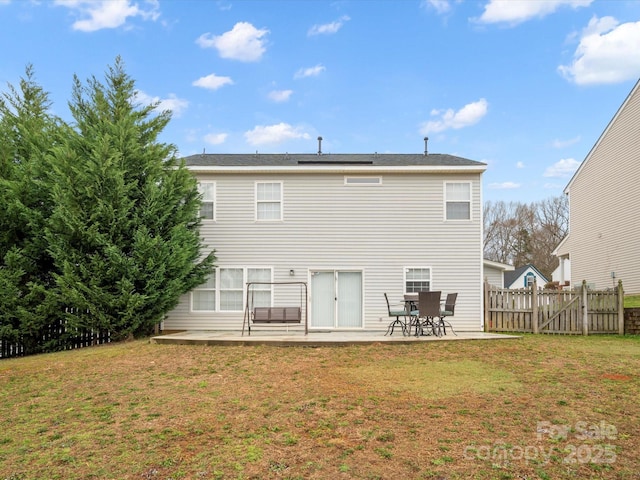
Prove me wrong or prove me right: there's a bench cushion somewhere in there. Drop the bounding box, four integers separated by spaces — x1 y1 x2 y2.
253 306 301 323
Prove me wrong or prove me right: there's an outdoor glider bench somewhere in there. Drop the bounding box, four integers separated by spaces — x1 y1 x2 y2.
252 307 302 324
242 281 308 336
245 306 304 335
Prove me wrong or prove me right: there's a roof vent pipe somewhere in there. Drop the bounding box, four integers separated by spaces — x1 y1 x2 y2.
317 136 323 155
423 137 429 156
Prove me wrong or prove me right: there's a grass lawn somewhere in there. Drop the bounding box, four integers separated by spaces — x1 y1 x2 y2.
1 335 638 479
625 295 640 308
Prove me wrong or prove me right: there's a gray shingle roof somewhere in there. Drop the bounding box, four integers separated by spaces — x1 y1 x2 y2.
183 152 485 167
504 264 549 287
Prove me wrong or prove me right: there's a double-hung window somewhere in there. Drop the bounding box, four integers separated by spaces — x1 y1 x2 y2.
256 182 282 221
247 268 272 308
191 274 216 311
405 268 431 293
445 182 471 220
198 182 215 220
192 267 273 312
220 268 244 311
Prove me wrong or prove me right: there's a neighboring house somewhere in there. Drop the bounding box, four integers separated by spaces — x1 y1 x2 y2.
503 264 548 289
163 146 487 332
553 78 640 294
483 259 515 288
551 256 571 286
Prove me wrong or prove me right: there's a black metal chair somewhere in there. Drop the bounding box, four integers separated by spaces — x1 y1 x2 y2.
417 291 443 337
438 293 458 336
403 294 420 336
384 293 410 335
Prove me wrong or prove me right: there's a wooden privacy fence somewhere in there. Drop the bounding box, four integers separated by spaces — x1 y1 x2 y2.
0 310 111 360
484 280 624 335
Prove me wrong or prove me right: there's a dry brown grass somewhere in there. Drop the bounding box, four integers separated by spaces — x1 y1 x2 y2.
0 334 638 479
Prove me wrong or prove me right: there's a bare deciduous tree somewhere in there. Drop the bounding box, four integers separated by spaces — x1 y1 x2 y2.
484 196 569 280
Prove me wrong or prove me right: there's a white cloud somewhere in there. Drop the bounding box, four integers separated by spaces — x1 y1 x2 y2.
308 15 350 36
196 22 269 62
204 132 228 145
294 64 326 79
192 73 234 90
552 135 581 148
516 161 525 168
422 0 452 15
268 89 293 102
488 181 521 189
544 158 581 177
133 90 188 117
477 0 592 26
558 16 640 85
419 98 488 134
244 123 311 146
54 0 160 32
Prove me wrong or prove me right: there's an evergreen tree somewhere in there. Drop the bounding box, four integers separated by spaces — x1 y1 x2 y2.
47 58 215 340
0 66 63 351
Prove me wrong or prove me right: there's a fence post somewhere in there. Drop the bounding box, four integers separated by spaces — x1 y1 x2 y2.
617 280 625 335
532 280 539 334
582 280 589 336
483 279 490 332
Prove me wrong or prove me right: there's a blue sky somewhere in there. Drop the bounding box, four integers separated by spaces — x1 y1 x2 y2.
1 0 639 202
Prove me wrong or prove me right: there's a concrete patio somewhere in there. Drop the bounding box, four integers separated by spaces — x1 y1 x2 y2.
151 330 520 347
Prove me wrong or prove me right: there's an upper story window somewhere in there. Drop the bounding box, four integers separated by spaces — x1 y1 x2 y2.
405 267 431 293
256 182 282 221
198 182 215 220
445 182 471 220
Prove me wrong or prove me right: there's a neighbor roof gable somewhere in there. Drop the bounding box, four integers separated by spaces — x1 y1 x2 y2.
504 264 548 287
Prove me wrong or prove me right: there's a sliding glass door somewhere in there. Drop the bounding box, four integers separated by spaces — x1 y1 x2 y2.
311 270 362 329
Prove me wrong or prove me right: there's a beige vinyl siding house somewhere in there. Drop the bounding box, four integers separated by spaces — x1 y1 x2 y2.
554 78 640 294
163 152 487 332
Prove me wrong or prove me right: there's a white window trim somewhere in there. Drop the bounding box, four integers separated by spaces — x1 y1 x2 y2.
344 176 382 186
404 267 432 294
190 267 274 313
255 181 283 222
198 181 216 221
444 181 472 221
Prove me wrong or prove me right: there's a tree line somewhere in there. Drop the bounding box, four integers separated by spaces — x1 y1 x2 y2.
0 58 215 352
483 196 569 281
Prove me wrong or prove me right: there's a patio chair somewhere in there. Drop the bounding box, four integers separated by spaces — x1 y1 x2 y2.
438 293 458 336
417 291 443 337
384 293 414 336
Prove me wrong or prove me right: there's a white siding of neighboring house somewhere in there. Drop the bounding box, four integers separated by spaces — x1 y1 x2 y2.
552 257 571 285
484 266 504 288
164 170 485 332
562 80 640 294
483 260 513 288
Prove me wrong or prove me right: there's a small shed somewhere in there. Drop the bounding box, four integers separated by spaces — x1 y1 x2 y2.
504 264 548 289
